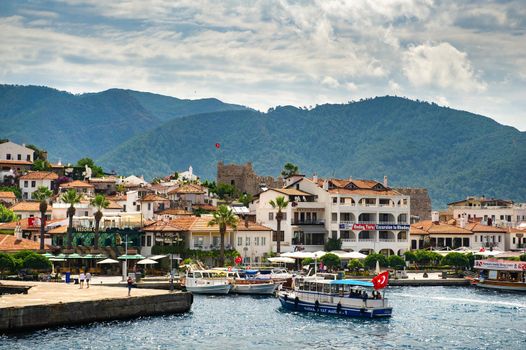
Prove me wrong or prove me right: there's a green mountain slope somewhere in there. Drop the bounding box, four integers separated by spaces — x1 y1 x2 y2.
98 97 526 208
0 85 247 161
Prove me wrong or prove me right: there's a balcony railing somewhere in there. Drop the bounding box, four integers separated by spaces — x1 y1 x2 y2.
379 238 396 242
358 239 376 242
291 220 325 225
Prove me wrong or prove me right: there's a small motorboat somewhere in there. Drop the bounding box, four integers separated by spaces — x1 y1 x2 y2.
183 270 232 294
227 270 280 295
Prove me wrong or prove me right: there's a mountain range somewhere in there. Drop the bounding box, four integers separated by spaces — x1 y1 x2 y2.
1 84 525 208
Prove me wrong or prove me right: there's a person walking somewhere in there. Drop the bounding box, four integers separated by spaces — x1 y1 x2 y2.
169 273 174 293
79 272 86 289
127 276 133 296
85 272 91 288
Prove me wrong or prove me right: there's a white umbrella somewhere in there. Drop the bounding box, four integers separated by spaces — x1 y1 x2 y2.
97 258 119 264
281 251 315 259
339 251 367 260
137 258 159 265
267 257 295 264
474 251 503 257
375 260 381 274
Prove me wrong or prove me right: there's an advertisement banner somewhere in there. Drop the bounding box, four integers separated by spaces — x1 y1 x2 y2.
376 224 411 230
474 260 526 271
352 223 376 231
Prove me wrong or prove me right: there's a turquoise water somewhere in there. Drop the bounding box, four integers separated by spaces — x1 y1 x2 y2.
1 286 525 349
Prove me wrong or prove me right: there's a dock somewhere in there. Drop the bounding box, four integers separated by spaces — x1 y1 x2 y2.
0 281 192 333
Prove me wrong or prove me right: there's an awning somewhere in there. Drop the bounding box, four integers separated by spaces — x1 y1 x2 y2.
97 258 119 264
66 253 82 259
329 279 374 287
118 254 145 260
267 257 295 264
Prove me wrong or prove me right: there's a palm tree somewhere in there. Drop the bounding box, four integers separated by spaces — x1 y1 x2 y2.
32 186 53 250
269 195 289 254
90 194 109 251
238 193 253 227
61 189 82 249
208 205 238 266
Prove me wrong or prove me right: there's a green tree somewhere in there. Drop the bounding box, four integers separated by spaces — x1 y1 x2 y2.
0 253 16 274
115 184 126 193
22 252 51 270
214 183 238 202
363 253 388 270
520 254 526 262
302 257 314 266
269 196 289 254
32 186 53 250
32 159 51 171
76 157 104 177
321 253 341 271
324 237 342 251
347 258 365 272
0 204 16 223
91 194 109 250
208 205 238 266
280 162 299 178
61 189 82 249
26 144 47 161
441 252 469 273
388 255 406 269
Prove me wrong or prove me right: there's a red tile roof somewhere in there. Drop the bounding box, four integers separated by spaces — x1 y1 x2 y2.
0 160 32 166
19 171 58 180
11 201 50 212
0 191 16 199
0 234 52 252
59 180 94 188
168 184 206 195
140 194 169 202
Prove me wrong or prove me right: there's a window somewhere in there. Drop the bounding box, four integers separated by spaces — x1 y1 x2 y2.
331 231 337 239
237 237 242 246
136 205 140 211
333 197 337 203
17 154 21 160
513 237 516 244
331 213 337 222
500 215 504 220
340 197 344 204
24 181 28 188
474 236 477 242
255 237 259 246
123 205 127 211
498 236 501 243
148 203 151 210
261 237 266 245
147 235 152 247
84 211 88 216
245 237 251 246
272 231 284 242
269 212 274 221
282 213 287 220
6 154 11 160
141 236 145 246
26 155 31 161
31 181 36 188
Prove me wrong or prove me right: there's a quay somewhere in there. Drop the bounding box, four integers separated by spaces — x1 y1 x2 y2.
0 281 192 333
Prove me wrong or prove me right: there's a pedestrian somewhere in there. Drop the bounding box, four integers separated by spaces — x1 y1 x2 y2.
85 272 91 288
79 272 86 289
127 276 133 296
169 273 174 293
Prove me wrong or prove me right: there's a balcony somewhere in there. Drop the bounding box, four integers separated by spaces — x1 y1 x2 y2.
291 220 325 225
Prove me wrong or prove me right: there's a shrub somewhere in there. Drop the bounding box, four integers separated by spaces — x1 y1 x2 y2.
520 254 526 262
22 253 51 270
388 255 406 269
320 253 341 271
347 258 364 272
302 258 314 266
0 253 16 273
324 238 342 251
363 253 388 269
441 252 469 271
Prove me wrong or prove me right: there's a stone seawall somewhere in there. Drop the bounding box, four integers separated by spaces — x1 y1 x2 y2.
0 291 192 333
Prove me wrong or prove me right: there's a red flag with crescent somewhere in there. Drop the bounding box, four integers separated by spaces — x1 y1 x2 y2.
215 143 221 149
234 256 242 265
371 271 389 290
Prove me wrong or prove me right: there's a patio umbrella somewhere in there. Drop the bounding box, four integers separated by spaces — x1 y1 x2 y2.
137 258 158 265
49 258 67 262
41 252 54 258
118 254 145 260
82 254 95 259
94 253 107 259
66 253 82 259
267 257 295 264
375 260 381 274
97 258 119 264
339 251 367 260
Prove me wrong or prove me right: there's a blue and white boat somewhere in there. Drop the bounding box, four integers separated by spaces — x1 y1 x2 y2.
277 275 392 318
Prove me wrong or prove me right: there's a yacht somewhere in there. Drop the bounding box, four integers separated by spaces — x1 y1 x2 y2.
468 259 526 292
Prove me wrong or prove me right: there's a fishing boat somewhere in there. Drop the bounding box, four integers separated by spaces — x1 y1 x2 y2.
183 270 232 294
470 259 526 292
227 270 280 295
277 273 392 318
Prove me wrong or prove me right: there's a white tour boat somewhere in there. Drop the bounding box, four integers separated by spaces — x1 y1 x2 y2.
278 273 392 318
227 270 280 295
184 270 232 294
469 259 526 292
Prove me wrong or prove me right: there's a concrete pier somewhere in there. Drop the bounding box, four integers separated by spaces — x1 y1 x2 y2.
0 281 192 333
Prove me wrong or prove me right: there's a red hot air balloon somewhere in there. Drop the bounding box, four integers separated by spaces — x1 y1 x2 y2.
215 143 221 149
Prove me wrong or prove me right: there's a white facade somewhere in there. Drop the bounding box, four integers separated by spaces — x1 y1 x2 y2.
20 178 54 200
234 226 273 265
0 141 33 162
451 205 526 228
254 177 411 255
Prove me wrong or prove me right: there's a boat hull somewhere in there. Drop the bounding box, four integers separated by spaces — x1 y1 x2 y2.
278 295 392 318
186 284 232 294
475 280 526 292
232 283 279 295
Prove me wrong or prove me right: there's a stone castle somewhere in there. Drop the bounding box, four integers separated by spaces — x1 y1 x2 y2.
394 188 432 222
217 162 284 195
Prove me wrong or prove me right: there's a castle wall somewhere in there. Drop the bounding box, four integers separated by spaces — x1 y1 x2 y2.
217 162 283 195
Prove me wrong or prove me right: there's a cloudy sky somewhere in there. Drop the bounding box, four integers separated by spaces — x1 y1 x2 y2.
1 0 525 130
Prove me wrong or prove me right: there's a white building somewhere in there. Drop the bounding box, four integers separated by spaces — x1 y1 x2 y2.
19 171 58 200
253 175 411 255
0 141 34 163
448 196 526 228
0 141 34 183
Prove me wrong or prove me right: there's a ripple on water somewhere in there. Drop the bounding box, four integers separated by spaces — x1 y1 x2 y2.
0 287 525 350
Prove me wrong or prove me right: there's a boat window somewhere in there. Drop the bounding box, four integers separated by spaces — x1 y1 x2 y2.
187 273 193 278
317 283 323 293
310 283 317 292
194 272 201 278
330 285 338 294
323 284 331 294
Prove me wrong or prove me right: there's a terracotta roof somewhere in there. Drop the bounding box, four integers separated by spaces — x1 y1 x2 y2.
48 225 67 234
0 160 32 166
88 177 117 183
272 188 313 196
328 188 401 196
107 201 122 209
189 216 237 232
0 218 63 231
140 194 169 202
192 203 217 211
464 222 507 233
0 191 16 199
60 180 94 188
106 194 127 202
0 234 51 252
157 208 193 216
168 184 206 195
20 171 58 180
11 201 50 212
237 221 272 231
410 220 474 235
142 220 188 232
507 227 526 234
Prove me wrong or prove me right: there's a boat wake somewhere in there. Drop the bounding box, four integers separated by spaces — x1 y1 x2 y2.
395 294 526 309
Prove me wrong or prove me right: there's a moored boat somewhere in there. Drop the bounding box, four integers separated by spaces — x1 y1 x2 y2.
277 272 392 318
227 270 280 295
184 270 232 294
470 259 526 292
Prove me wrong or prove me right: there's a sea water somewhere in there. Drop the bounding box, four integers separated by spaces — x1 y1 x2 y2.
1 286 525 349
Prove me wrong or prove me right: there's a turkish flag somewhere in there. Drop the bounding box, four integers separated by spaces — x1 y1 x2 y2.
479 247 485 252
215 143 221 149
371 271 389 290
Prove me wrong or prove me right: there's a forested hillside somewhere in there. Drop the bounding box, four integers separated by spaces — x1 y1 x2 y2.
99 96 526 208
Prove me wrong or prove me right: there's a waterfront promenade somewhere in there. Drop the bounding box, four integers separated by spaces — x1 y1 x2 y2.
0 280 192 332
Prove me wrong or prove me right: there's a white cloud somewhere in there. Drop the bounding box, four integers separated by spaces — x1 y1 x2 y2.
388 80 402 95
403 42 487 92
321 76 340 88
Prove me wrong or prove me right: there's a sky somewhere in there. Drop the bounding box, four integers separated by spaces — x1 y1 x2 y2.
0 0 525 130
